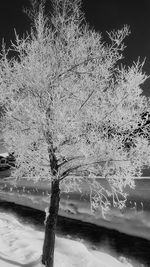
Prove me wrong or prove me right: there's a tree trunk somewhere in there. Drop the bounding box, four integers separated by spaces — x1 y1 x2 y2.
42 179 60 267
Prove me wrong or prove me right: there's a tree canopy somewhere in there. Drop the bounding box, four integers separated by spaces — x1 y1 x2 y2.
0 0 150 214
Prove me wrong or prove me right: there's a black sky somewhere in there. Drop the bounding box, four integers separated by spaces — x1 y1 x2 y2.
0 0 150 95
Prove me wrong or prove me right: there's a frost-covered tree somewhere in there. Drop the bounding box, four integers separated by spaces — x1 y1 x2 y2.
0 0 150 266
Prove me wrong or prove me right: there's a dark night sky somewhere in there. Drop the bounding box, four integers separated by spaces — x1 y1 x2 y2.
0 0 150 95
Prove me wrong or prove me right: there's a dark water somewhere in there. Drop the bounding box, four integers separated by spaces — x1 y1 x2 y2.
0 201 150 266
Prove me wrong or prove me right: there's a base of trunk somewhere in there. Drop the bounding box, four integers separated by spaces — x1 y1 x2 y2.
42 180 60 267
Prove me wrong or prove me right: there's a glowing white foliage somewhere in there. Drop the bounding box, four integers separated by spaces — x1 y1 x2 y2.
0 0 150 213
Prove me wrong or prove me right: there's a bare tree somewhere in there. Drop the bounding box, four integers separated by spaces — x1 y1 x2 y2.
0 0 150 266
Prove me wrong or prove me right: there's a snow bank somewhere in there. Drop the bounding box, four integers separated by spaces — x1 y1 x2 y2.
0 212 132 267
0 153 9 158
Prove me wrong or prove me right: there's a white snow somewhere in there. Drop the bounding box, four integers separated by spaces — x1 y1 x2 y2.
0 212 132 267
0 152 9 158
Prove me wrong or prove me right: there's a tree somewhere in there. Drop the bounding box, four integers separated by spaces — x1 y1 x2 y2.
105 110 150 150
0 0 150 266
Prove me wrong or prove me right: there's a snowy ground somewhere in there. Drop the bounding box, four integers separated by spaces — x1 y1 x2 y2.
0 211 132 267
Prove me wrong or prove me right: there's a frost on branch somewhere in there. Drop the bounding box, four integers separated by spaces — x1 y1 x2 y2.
0 0 150 215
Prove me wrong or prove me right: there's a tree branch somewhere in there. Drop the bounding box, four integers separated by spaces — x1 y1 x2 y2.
101 93 128 122
59 158 130 181
58 155 85 168
51 54 106 84
76 90 94 114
